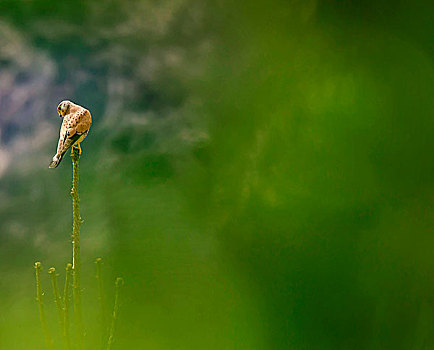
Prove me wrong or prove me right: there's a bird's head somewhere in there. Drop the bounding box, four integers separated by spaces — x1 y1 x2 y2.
57 100 72 117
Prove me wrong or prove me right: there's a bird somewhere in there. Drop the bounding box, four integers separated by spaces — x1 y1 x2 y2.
49 100 92 168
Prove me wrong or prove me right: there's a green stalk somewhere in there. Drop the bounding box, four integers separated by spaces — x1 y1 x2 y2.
35 262 54 350
96 257 108 348
48 267 65 348
63 263 73 350
106 277 124 350
71 147 84 349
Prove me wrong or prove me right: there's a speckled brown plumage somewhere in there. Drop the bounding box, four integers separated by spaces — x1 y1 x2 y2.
49 100 92 168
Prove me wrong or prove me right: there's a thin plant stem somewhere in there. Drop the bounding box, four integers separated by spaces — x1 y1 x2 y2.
71 146 84 349
35 262 54 350
63 263 73 350
106 277 124 350
48 267 66 348
96 257 108 348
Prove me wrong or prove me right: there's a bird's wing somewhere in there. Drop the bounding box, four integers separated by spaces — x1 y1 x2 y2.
75 109 92 134
55 109 91 155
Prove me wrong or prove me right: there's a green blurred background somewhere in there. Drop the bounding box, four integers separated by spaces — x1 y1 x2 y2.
0 0 433 349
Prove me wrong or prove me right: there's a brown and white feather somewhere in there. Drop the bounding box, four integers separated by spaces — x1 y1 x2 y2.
49 102 92 168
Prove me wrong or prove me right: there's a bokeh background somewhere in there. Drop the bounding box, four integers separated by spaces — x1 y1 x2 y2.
0 0 433 349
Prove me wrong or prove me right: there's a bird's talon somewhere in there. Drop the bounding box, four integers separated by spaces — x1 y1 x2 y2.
73 144 82 155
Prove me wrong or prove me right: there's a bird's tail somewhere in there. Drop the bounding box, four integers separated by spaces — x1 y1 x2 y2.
49 153 64 168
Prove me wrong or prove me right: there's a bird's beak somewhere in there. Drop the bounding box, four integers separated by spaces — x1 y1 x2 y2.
58 112 62 118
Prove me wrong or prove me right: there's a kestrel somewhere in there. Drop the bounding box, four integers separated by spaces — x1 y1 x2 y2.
49 100 92 168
